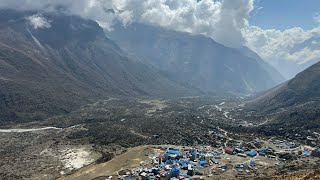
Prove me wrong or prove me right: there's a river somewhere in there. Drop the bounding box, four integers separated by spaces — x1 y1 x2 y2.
0 127 62 133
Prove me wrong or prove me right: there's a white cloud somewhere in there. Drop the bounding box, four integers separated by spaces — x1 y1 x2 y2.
243 26 314 60
0 0 319 78
243 26 320 78
213 0 253 47
112 0 253 47
0 0 253 47
0 0 116 30
286 47 320 65
26 14 51 29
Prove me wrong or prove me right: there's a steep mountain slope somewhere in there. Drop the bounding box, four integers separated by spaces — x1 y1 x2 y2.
248 61 320 112
236 46 285 85
0 10 197 124
246 61 320 134
107 23 285 95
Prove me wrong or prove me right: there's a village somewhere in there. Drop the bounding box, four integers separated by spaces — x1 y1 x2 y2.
2 98 320 180
91 135 320 180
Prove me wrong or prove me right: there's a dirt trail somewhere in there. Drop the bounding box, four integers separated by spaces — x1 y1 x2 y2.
218 127 232 147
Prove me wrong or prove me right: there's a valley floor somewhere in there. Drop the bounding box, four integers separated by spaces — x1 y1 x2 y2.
0 97 319 179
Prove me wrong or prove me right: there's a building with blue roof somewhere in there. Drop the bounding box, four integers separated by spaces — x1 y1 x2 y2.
167 149 180 155
259 151 267 156
250 160 255 167
170 167 180 177
303 151 311 156
199 160 208 166
247 150 257 157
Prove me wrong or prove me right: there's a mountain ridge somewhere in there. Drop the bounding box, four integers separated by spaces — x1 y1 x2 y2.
106 23 285 95
247 61 320 112
245 61 320 135
0 10 199 124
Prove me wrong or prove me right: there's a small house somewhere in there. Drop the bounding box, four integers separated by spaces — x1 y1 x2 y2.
237 153 247 157
199 160 209 166
247 150 257 157
237 169 243 174
224 147 234 155
259 151 267 156
187 165 194 176
303 151 311 156
235 148 244 153
250 160 255 167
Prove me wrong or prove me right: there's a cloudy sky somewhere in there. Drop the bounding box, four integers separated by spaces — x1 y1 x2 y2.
0 0 319 79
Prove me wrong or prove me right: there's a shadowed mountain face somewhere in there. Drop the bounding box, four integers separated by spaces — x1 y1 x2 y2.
107 23 285 95
247 61 320 132
0 10 197 124
248 61 320 112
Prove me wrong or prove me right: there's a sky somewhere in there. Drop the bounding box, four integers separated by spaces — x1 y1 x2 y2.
245 0 320 78
251 0 320 30
0 0 319 79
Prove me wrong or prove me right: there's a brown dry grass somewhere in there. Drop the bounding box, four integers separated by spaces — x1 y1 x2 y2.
270 169 320 180
59 145 164 180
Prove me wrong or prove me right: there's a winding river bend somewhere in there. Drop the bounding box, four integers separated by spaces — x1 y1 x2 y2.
0 127 62 133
